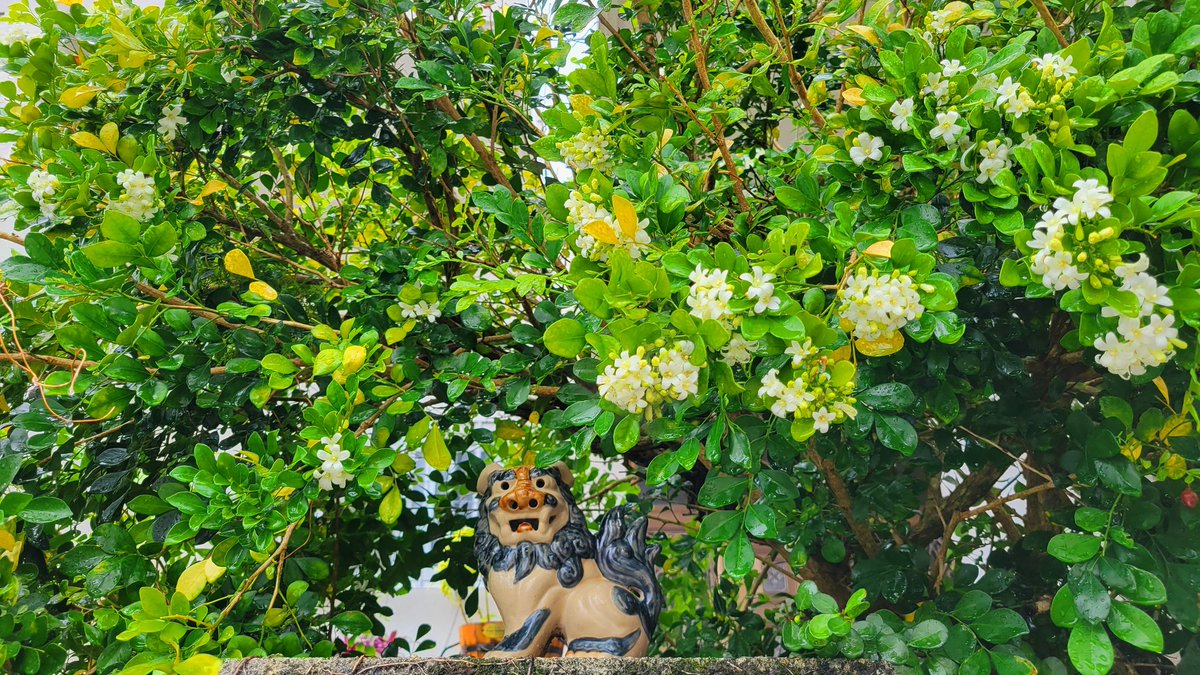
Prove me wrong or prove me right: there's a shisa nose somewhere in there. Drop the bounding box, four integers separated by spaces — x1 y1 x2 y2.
500 485 545 512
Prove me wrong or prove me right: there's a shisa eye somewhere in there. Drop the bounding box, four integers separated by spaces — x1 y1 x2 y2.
499 482 510 491
535 478 546 488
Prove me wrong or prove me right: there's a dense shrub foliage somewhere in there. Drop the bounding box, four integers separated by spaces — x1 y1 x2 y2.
1 0 1199 673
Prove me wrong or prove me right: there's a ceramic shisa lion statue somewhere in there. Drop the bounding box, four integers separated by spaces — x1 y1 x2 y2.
473 462 661 657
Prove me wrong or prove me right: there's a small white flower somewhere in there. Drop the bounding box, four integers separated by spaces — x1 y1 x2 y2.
687 265 734 322
940 59 966 77
812 407 837 433
657 344 700 401
849 132 884 166
557 124 614 173
722 334 757 365
399 300 441 323
1070 178 1113 220
930 110 963 144
598 350 656 414
786 339 817 367
0 22 43 46
740 266 781 313
157 104 187 142
922 72 951 104
890 98 914 132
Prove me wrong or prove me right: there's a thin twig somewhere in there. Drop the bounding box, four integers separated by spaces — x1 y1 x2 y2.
1029 0 1070 48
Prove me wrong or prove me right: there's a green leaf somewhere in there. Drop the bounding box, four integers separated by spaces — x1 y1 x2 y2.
82 241 139 267
142 223 178 257
1123 566 1167 605
972 608 1029 644
1107 601 1163 653
612 414 640 453
905 619 949 649
1048 533 1102 563
953 590 994 622
875 414 917 455
698 474 747 508
645 451 681 486
723 531 754 579
857 382 916 411
698 510 740 543
101 210 141 243
744 503 778 538
20 496 72 523
1052 585 1080 628
544 318 586 357
331 610 373 635
1068 622 1114 675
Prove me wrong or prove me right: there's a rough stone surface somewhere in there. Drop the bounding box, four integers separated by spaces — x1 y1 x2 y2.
220 657 895 675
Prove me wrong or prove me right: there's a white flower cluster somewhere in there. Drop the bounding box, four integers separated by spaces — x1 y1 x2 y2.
597 343 700 415
1030 53 1077 81
927 8 955 35
739 266 781 313
157 104 187 142
110 170 160 222
314 433 352 490
1027 179 1114 291
1094 255 1180 379
28 169 59 219
758 343 856 433
687 265 734 323
0 22 43 46
722 333 758 365
849 132 884 166
974 139 1013 184
557 124 613 173
398 300 441 323
838 268 925 341
995 77 1034 118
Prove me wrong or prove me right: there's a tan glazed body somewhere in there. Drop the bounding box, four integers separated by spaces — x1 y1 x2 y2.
473 463 662 658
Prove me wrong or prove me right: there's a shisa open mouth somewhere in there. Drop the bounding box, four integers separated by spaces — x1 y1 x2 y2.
509 518 540 533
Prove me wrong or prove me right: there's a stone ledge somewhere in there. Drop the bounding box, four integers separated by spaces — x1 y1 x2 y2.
220 657 895 675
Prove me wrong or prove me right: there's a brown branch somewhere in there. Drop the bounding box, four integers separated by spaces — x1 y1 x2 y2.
1030 0 1070 48
909 463 1005 544
930 482 1057 590
807 442 880 558
681 0 751 213
210 519 301 633
742 0 826 128
136 283 315 332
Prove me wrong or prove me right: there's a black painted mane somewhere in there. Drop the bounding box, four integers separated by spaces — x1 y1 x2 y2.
473 466 596 588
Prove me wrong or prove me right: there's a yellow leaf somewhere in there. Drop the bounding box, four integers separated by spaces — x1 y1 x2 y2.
248 281 277 301
423 422 452 471
118 51 152 68
612 194 639 239
59 85 104 109
342 345 367 374
534 26 561 45
189 179 228 205
1159 415 1193 443
1163 453 1187 480
264 608 288 628
176 560 208 601
379 486 402 525
495 420 526 440
842 87 866 106
855 331 905 357
1121 439 1142 463
223 249 255 279
863 240 894 258
391 453 416 473
272 486 296 499
1152 376 1170 406
847 25 881 46
71 131 107 153
99 122 119 155
17 104 40 123
583 219 620 245
175 654 221 675
203 558 226 583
